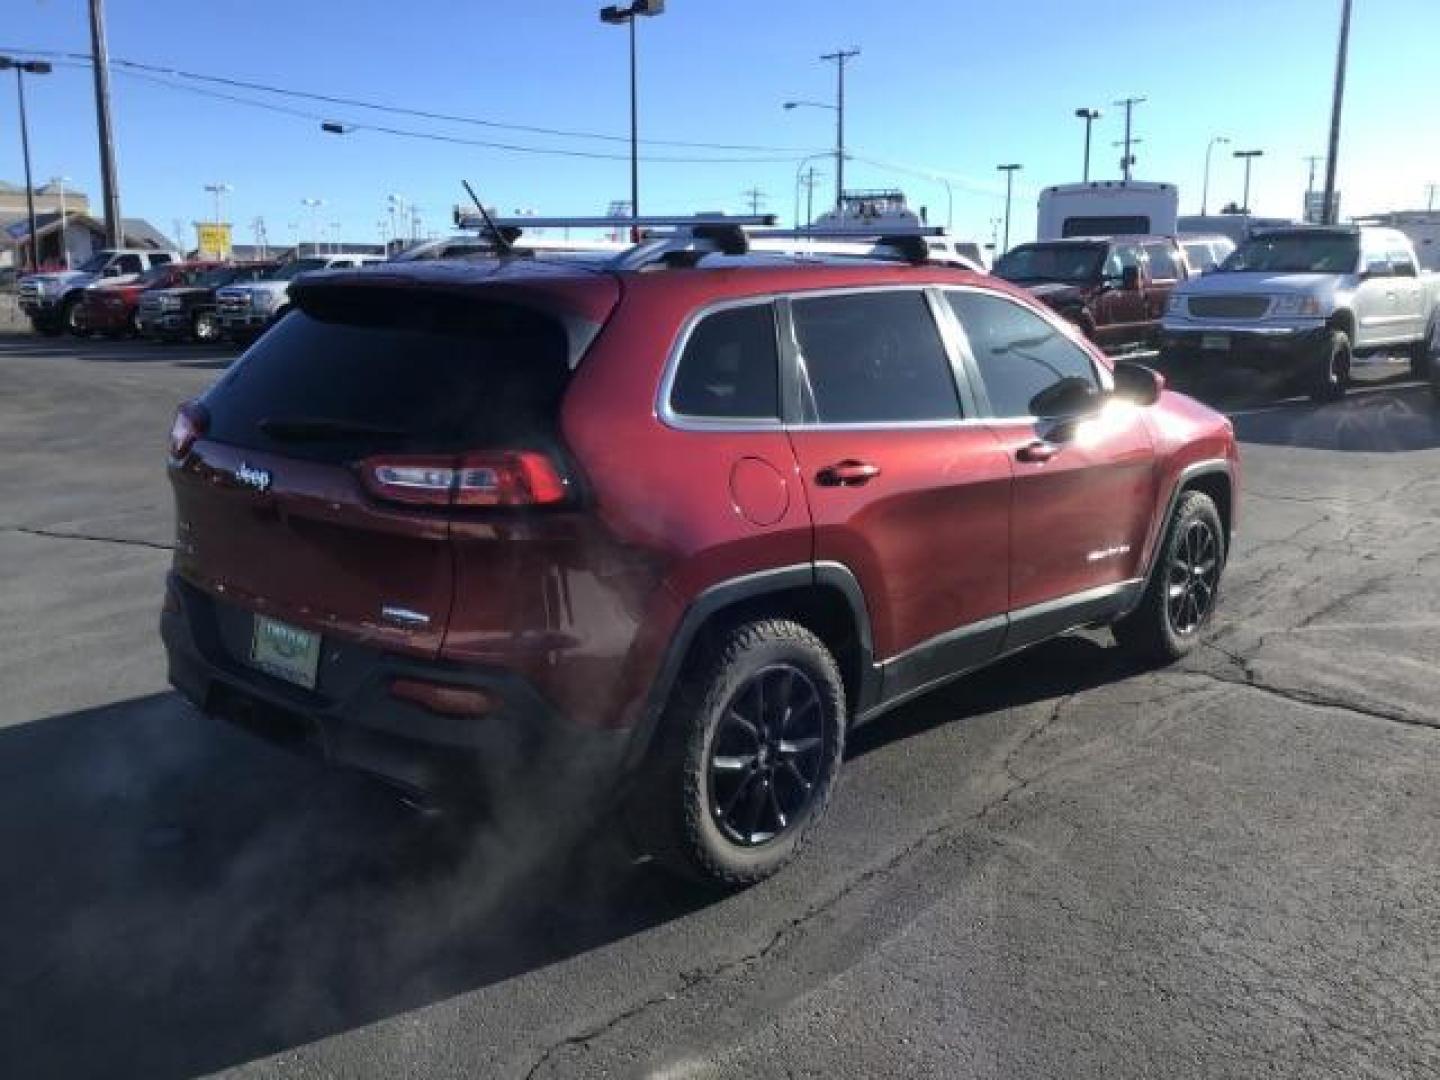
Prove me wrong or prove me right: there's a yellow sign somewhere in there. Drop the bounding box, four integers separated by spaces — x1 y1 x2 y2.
195 222 232 259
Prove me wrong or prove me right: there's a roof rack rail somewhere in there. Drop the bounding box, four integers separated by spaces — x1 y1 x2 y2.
451 213 980 271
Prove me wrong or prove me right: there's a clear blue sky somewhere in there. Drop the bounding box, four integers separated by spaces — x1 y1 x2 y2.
4 0 1437 249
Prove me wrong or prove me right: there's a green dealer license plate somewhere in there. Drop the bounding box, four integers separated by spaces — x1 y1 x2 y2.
249 614 321 690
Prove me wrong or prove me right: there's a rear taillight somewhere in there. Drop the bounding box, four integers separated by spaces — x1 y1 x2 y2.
360 450 569 508
169 401 208 461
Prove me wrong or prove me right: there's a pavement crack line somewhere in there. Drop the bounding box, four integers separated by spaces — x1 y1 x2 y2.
1181 668 1439 733
521 697 1075 1078
2 525 173 552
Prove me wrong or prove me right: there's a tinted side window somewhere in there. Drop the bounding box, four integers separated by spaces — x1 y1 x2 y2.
1387 248 1417 278
1143 242 1181 280
791 291 960 423
114 254 143 274
150 253 175 266
670 303 779 420
947 291 1099 418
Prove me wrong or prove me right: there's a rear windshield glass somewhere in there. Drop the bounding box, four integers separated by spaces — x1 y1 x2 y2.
202 291 570 464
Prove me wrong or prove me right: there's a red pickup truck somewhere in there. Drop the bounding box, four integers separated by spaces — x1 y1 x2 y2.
75 261 226 338
994 235 1190 354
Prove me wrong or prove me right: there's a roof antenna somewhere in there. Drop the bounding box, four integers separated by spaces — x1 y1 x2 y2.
462 179 518 254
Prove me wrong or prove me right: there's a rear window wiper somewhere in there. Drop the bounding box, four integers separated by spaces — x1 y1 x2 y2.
258 416 411 442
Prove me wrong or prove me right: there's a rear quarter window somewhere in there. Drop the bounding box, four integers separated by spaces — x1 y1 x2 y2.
668 303 779 421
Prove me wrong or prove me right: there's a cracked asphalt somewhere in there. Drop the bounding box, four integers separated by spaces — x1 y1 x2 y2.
1 331 1437 1079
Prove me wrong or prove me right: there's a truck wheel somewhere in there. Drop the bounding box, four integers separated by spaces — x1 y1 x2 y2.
632 619 846 888
62 296 85 337
1113 490 1226 665
1411 318 1437 379
192 311 220 343
32 319 62 338
1310 329 1350 403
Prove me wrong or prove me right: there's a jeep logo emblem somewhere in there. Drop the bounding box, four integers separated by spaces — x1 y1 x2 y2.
235 462 272 493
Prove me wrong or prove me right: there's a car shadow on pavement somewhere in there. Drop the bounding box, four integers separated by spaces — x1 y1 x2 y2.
847 633 1143 759
0 635 1149 1079
1228 384 1440 453
0 691 705 1080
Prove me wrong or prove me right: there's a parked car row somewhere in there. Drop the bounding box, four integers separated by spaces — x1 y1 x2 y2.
993 233 1234 355
15 250 385 343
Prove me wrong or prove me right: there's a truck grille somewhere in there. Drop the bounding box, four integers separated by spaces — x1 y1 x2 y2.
1187 295 1271 319
139 295 166 315
18 281 41 303
217 292 251 315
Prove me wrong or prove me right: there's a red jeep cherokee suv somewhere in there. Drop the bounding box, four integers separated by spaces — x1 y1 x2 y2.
161 242 1238 885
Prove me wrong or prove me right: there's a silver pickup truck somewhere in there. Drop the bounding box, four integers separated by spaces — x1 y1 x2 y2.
214 253 382 341
1159 225 1440 401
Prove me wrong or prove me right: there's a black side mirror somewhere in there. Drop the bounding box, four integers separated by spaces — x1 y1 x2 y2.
1361 261 1392 279
1030 376 1103 419
1121 265 1143 291
101 265 122 278
1113 362 1165 406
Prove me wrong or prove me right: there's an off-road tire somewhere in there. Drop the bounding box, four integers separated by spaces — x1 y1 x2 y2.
1310 329 1350 403
634 619 846 888
1113 490 1226 664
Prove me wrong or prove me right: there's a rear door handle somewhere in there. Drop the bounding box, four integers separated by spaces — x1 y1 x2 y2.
816 460 881 487
1017 440 1060 463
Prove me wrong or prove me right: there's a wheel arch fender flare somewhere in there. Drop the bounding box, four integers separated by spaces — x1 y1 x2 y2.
626 562 877 772
1127 458 1234 615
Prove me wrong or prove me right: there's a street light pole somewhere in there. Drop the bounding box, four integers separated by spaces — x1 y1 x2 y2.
0 58 52 271
52 175 71 269
1201 135 1229 215
820 48 860 213
1320 0 1352 226
301 198 324 257
997 163 1022 254
600 1 665 237
1074 108 1101 182
1234 149 1264 215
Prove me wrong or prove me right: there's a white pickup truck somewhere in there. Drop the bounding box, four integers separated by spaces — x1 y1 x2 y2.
1159 225 1440 401
17 248 181 336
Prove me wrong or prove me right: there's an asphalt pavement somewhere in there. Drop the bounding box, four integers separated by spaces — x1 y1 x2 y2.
0 331 1437 1079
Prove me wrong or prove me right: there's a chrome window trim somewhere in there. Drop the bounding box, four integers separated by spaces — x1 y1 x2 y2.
657 282 979 434
656 294 786 433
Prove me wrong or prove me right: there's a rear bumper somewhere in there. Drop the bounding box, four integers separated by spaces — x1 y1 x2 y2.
159 573 631 798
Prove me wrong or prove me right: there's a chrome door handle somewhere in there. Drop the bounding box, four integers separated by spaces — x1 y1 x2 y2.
1017 441 1060 463
816 460 881 487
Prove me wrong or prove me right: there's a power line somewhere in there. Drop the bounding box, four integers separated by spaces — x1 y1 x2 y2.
40 58 806 164
2 46 826 154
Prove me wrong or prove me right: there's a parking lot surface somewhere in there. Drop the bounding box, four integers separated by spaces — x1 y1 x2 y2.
1 332 1437 1079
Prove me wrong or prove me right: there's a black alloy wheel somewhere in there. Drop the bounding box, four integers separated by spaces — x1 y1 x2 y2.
1166 517 1221 636
706 664 828 847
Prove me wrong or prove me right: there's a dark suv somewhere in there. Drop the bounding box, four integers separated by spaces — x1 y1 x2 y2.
995 235 1190 354
161 239 1238 885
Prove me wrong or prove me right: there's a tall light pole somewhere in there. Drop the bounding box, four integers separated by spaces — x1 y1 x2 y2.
87 0 122 247
1234 149 1264 215
1074 107 1101 182
1427 184 1438 213
1320 0 1351 226
820 48 860 213
997 163 1022 254
600 0 665 236
204 182 232 228
1113 96 1146 182
0 57 51 271
301 198 324 256
1201 136 1230 215
51 175 72 268
791 151 830 229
